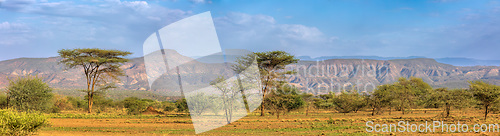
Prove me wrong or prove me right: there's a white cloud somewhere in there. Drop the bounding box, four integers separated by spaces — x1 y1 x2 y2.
0 1 339 58
0 22 30 32
214 12 335 55
190 0 210 4
278 24 324 42
120 1 149 10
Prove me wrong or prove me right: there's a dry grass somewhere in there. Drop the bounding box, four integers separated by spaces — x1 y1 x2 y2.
38 108 500 135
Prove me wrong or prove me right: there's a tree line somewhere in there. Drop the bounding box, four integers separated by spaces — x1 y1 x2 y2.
2 48 500 121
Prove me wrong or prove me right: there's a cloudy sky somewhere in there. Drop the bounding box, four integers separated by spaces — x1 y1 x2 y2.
0 0 499 61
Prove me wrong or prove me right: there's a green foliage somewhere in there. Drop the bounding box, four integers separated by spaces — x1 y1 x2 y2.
386 77 432 114
122 97 147 115
366 84 393 116
264 84 305 118
235 51 299 116
331 90 365 113
58 48 131 113
175 98 188 112
86 93 116 113
66 96 87 109
0 93 7 109
7 75 54 112
313 93 335 109
162 101 176 112
0 109 50 136
430 88 473 117
469 80 500 120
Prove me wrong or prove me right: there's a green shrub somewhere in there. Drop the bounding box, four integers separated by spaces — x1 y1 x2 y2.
175 98 188 112
7 75 54 112
122 97 147 115
66 96 86 109
0 109 50 136
0 94 7 109
163 102 176 112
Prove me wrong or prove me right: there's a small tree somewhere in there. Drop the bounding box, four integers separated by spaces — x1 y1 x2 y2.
264 84 305 118
431 88 472 118
236 51 299 116
175 98 189 113
7 75 53 112
332 90 365 114
469 81 500 120
58 48 131 113
210 76 242 124
389 77 432 115
366 84 393 116
187 93 213 116
301 93 314 116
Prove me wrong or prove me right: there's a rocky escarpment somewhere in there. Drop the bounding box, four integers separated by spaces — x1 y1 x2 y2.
0 55 499 95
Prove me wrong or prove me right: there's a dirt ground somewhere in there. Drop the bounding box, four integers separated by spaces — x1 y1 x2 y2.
38 109 500 135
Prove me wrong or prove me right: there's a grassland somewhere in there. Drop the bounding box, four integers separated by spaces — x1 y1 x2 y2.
38 108 500 136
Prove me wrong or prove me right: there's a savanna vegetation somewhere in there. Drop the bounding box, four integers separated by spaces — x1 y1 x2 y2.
1 49 500 135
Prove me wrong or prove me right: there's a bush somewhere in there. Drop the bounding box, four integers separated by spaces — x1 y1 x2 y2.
162 101 176 112
7 75 53 112
66 96 86 109
52 95 74 112
175 98 188 112
122 97 147 115
0 94 7 109
0 109 50 136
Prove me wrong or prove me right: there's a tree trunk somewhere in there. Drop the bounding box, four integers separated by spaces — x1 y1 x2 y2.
485 105 489 120
389 107 391 115
306 103 310 116
445 103 450 118
88 93 93 113
261 92 266 116
372 107 375 116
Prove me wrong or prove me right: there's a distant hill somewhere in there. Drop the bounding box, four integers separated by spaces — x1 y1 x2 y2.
289 58 500 92
298 56 500 66
1 52 499 99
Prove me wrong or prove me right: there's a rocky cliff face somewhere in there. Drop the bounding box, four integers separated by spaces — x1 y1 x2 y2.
287 58 500 94
0 55 499 95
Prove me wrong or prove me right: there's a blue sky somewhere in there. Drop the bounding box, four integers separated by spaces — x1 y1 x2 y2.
0 0 499 61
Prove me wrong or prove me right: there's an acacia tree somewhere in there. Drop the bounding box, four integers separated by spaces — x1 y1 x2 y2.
210 76 241 124
469 81 500 120
187 93 213 116
366 84 393 116
235 51 298 116
58 48 131 113
431 88 472 118
332 90 365 114
389 77 432 115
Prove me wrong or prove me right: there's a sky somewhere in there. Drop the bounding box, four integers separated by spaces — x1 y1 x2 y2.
0 0 499 61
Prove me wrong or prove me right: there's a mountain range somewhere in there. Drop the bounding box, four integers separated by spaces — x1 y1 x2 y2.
298 56 500 66
0 51 499 100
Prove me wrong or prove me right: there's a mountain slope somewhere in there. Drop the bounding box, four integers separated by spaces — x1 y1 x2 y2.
1 53 499 98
